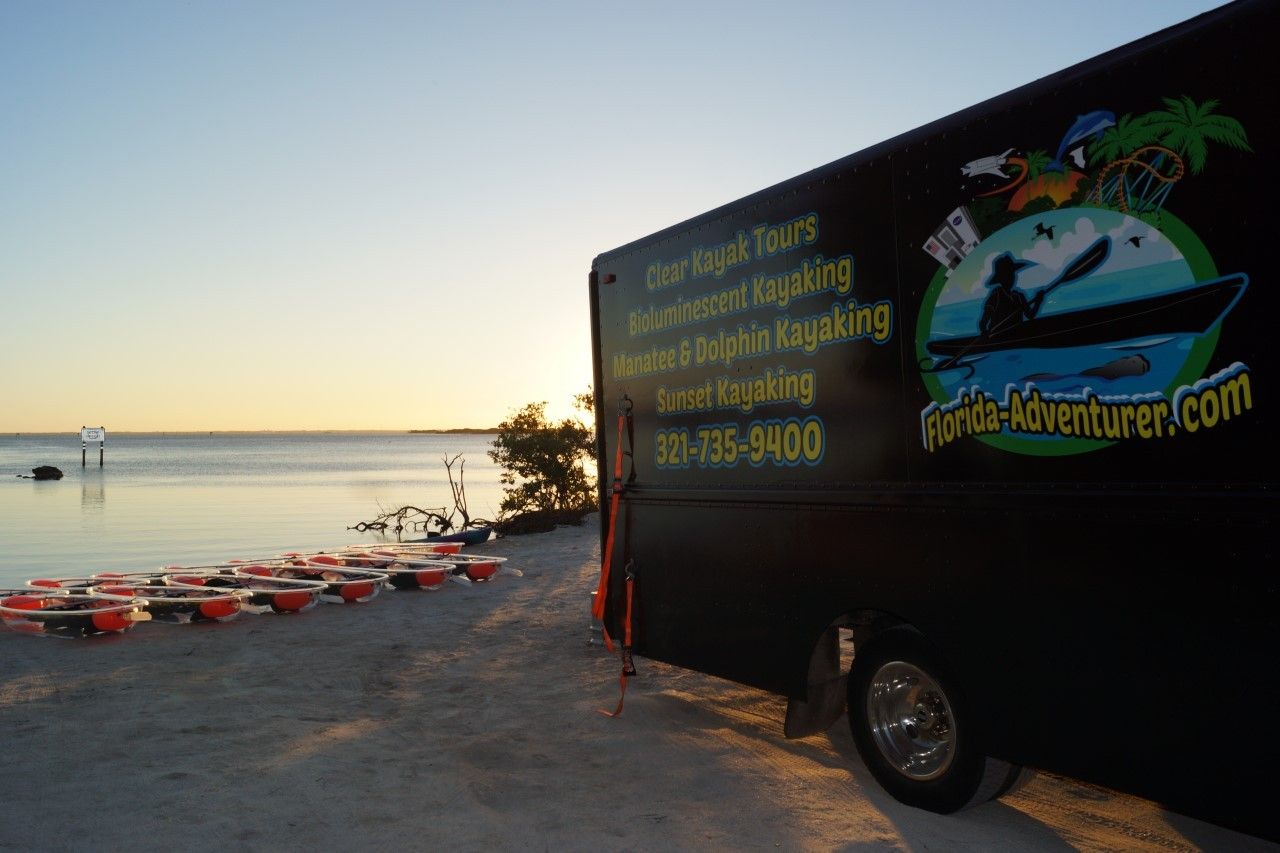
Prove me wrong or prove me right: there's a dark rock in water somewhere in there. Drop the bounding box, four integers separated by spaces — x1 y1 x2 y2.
1022 354 1151 385
1081 354 1150 380
32 466 63 480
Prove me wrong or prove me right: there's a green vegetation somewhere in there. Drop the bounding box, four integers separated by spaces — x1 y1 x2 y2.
1022 149 1052 180
1089 112 1154 167
488 392 596 526
1091 97 1251 175
1083 97 1249 217
350 391 599 539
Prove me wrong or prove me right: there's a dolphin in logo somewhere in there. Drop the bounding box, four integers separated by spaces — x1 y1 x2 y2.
1052 110 1116 170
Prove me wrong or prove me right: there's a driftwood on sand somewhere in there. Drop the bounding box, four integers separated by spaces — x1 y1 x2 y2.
349 454 495 539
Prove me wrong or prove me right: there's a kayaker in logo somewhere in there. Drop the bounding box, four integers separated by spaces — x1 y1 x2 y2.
937 235 1116 370
978 253 1037 336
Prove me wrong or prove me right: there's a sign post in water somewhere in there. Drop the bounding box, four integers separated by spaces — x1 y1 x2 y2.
81 427 105 467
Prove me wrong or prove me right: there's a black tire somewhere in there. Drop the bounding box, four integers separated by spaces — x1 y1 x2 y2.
848 626 1020 813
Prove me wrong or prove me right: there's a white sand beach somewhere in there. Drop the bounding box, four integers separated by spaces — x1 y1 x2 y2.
1 517 1270 851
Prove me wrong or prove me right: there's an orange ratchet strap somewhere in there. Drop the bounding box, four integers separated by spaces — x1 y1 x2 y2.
598 565 635 718
594 398 636 717
591 409 626 641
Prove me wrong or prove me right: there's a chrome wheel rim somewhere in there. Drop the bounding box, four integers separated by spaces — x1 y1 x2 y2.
866 660 956 781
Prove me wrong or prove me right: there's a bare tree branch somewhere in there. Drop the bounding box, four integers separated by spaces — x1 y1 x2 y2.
349 454 496 541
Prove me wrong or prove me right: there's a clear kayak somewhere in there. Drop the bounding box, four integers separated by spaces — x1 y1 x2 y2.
320 550 457 590
246 557 388 604
89 583 247 624
1 589 150 638
163 571 327 615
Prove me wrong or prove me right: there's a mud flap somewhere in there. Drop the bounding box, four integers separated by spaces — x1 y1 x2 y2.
784 627 847 738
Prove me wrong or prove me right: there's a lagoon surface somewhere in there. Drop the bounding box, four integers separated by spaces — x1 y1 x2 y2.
0 432 502 587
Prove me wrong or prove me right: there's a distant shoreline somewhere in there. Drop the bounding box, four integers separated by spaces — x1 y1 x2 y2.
407 428 500 435
3 429 501 437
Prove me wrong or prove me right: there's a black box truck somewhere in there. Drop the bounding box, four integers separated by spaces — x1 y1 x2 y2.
589 0 1276 839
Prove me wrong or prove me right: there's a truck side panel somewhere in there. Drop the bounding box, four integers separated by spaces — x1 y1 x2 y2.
591 0 1276 836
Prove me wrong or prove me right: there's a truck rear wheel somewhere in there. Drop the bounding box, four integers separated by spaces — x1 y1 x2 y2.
848 627 1021 813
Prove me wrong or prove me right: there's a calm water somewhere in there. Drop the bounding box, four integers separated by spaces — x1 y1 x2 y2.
0 433 502 586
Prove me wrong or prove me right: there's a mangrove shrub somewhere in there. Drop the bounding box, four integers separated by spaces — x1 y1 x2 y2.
488 395 595 518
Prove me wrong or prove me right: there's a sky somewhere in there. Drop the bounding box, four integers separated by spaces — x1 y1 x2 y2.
0 0 1229 432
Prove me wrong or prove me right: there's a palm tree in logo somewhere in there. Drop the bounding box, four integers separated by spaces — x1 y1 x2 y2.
1088 97 1249 214
1143 96 1251 174
1089 113 1154 168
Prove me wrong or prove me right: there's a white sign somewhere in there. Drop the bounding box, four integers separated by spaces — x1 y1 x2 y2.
81 427 106 442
